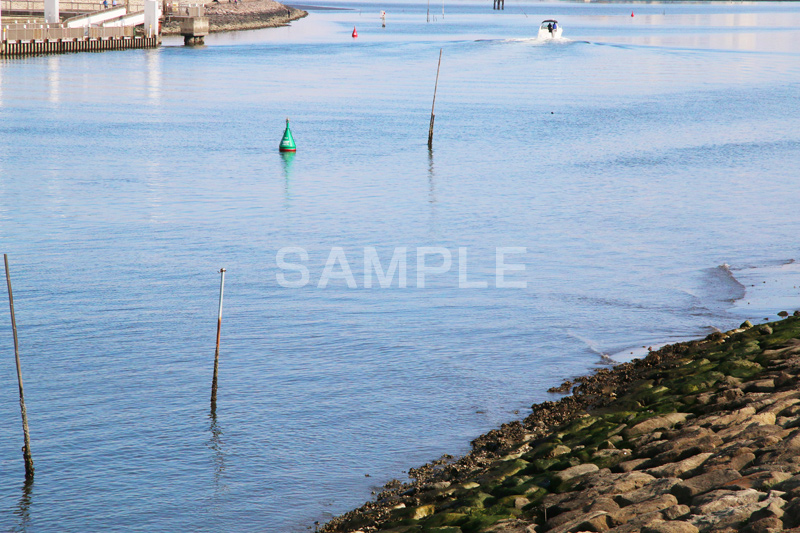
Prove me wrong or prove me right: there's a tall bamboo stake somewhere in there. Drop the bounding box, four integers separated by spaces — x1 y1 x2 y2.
4 254 34 480
428 48 443 149
210 268 226 410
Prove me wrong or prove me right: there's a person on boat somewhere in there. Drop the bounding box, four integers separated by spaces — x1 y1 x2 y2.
553 21 558 33
547 22 553 34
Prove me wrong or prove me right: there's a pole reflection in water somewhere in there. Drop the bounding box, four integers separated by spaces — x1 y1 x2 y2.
280 151 295 206
14 479 34 531
146 49 162 104
427 147 437 233
207 410 226 492
47 55 60 105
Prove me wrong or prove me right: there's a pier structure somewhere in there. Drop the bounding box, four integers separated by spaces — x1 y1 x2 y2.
492 0 504 9
1 0 161 56
175 2 205 45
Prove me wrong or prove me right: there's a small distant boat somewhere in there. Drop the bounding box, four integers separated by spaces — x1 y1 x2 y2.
538 19 562 39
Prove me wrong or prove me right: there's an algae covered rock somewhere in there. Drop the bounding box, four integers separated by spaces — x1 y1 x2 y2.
481 519 534 532
642 522 699 533
423 512 467 528
552 463 599 484
718 359 762 379
671 469 742 501
412 504 435 520
625 413 691 438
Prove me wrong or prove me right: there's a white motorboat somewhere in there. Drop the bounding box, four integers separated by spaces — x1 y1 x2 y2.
538 19 562 39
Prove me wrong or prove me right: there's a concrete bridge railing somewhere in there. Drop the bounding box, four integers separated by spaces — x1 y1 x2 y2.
64 5 124 26
101 10 143 26
3 22 83 39
165 2 202 18
1 0 145 13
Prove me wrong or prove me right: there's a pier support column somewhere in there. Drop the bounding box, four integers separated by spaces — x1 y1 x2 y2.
45 0 59 24
144 0 160 38
0 1 5 57
180 16 208 45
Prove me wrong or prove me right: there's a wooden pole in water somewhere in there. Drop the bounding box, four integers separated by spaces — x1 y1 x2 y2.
4 254 34 481
428 48 443 149
210 268 226 410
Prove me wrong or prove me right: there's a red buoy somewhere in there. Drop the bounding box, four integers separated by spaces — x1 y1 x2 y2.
631 11 634 17
352 26 358 37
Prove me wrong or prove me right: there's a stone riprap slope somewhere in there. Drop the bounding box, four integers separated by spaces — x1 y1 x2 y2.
161 0 306 35
322 314 800 533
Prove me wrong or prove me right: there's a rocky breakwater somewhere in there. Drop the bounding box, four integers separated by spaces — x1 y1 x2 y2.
322 313 800 533
161 0 307 35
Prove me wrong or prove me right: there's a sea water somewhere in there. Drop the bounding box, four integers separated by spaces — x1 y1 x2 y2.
1 1 800 530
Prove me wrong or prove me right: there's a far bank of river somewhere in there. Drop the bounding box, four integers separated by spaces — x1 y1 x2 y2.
161 0 307 35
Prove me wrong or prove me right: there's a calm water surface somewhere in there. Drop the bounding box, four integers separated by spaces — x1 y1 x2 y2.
1 1 800 530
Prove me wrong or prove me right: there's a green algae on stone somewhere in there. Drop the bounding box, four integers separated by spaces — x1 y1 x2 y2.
458 512 515 533
457 491 494 509
718 359 763 379
378 524 422 533
480 459 529 483
421 512 468 528
489 476 534 498
525 441 565 460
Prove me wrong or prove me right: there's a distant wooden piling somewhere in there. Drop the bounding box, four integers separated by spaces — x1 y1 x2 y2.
210 268 226 410
428 48 442 149
4 254 34 481
492 0 504 9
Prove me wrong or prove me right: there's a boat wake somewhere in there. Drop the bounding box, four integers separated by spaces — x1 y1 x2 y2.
508 36 573 44
562 259 798 374
567 330 678 366
673 259 800 327
566 331 620 365
474 37 575 45
705 263 747 303
728 259 800 317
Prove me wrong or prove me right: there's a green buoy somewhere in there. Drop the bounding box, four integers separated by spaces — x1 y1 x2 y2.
279 118 297 152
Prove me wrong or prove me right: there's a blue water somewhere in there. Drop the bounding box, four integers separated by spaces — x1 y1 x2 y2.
2 1 800 530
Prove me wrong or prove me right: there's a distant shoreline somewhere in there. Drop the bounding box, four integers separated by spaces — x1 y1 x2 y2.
161 0 307 36
286 4 352 10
